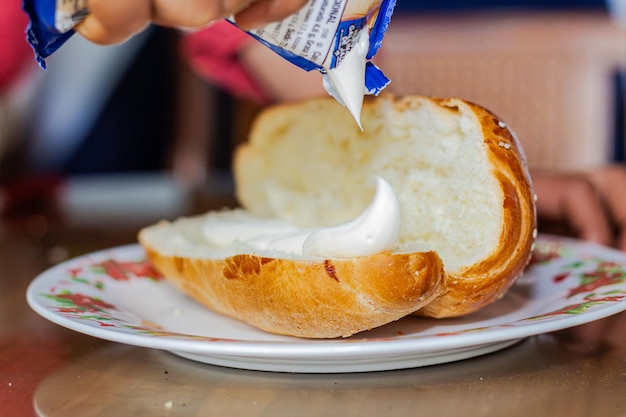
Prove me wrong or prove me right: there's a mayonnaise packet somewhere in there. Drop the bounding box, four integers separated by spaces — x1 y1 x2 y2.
22 0 89 69
23 0 395 126
231 0 396 128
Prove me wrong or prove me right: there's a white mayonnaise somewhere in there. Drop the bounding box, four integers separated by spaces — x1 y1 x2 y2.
201 177 401 258
322 29 370 130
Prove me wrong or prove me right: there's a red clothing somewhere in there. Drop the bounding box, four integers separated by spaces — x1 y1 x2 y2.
180 21 269 104
0 1 31 93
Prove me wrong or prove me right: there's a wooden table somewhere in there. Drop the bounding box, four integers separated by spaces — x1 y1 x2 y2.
0 175 625 417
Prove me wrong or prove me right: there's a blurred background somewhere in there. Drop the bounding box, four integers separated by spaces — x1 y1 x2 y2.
0 0 624 228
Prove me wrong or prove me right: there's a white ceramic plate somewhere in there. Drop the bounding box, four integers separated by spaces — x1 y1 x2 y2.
27 235 626 373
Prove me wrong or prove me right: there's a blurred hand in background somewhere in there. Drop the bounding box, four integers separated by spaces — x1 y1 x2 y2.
75 0 309 44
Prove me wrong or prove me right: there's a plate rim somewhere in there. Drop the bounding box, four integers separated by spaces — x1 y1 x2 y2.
25 235 626 363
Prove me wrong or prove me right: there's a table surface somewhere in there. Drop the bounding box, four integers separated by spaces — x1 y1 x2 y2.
1 175 625 417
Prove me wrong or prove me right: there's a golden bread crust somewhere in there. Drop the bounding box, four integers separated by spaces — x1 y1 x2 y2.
140 233 445 338
416 98 536 317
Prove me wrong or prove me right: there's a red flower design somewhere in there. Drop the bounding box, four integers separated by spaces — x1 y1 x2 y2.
531 292 626 318
121 261 163 280
54 293 116 312
568 271 625 298
94 260 163 281
67 267 83 277
553 272 570 283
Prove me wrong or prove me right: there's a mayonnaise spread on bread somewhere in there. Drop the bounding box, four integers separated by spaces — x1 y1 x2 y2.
202 177 400 258
322 29 369 130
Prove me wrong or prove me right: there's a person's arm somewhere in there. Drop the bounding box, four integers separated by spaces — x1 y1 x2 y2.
0 1 31 93
75 0 308 45
181 21 324 104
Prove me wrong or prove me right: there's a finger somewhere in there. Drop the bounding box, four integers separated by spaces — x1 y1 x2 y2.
151 0 251 29
533 172 613 246
76 0 255 43
74 0 151 44
234 0 309 29
586 165 626 250
559 178 613 246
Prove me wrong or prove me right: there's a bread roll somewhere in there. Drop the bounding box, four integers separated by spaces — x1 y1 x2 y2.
139 94 536 338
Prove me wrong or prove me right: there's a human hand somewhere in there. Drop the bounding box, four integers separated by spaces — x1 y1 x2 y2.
533 165 626 251
75 0 308 44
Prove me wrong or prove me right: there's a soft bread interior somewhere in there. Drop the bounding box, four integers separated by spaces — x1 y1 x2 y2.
235 96 503 273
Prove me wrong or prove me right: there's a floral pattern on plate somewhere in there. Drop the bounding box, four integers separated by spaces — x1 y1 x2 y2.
26 236 626 372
